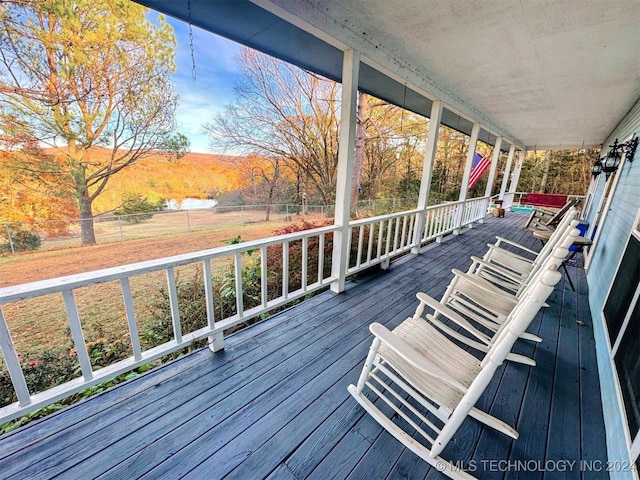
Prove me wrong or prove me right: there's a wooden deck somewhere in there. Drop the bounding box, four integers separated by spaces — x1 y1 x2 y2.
0 213 606 479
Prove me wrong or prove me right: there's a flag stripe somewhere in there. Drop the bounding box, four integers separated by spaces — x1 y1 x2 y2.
468 153 491 189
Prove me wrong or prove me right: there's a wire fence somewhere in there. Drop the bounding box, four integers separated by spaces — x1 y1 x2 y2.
1 198 418 254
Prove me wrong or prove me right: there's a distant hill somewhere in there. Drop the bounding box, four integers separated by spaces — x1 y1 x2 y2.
90 149 245 214
0 147 247 226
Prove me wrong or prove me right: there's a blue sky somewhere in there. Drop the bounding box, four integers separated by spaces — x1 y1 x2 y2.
158 14 243 153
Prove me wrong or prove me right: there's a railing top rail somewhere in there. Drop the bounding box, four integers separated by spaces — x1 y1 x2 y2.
424 196 489 212
0 197 495 303
348 208 422 226
0 224 340 304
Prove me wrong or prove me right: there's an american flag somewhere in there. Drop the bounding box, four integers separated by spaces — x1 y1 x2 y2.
468 152 491 189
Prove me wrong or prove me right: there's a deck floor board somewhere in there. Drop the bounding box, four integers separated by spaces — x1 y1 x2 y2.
0 212 606 479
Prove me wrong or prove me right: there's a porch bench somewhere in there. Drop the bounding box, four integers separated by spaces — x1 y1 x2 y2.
521 193 568 209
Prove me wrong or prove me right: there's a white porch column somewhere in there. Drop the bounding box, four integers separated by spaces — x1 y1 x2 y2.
506 149 525 209
499 144 516 201
484 136 502 199
454 122 480 234
330 49 360 294
411 100 443 254
479 136 503 224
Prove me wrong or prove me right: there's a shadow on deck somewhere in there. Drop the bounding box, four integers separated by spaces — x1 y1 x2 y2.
0 213 606 479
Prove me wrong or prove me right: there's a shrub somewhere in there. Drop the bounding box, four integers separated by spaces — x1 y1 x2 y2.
0 349 77 407
143 271 210 354
115 192 165 224
0 228 42 253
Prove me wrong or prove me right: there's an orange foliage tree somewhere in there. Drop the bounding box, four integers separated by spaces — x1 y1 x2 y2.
0 145 78 236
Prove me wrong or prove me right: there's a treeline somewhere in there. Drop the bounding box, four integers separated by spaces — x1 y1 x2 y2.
0 150 243 233
205 48 595 212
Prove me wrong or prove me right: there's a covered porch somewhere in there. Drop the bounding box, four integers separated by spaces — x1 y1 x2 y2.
0 213 606 479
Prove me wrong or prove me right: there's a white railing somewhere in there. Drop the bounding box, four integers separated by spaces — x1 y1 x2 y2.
346 209 420 274
0 198 489 423
461 196 491 226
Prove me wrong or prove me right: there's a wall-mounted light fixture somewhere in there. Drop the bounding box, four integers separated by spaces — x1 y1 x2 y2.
591 157 603 179
591 136 638 180
613 136 639 163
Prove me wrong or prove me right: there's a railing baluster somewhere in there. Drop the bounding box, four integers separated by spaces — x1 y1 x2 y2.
120 278 142 361
203 259 223 352
347 226 353 268
408 213 417 248
282 242 289 299
318 234 325 284
165 267 182 344
62 290 93 380
261 246 269 308
385 218 393 257
302 236 308 292
203 259 215 329
234 251 244 318
425 210 432 240
0 309 31 406
400 214 408 249
393 217 401 252
356 224 365 267
366 222 374 263
376 221 384 261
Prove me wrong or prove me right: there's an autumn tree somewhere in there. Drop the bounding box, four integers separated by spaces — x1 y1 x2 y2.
518 148 596 195
0 0 188 245
204 48 341 205
216 154 288 221
353 93 429 210
0 140 78 234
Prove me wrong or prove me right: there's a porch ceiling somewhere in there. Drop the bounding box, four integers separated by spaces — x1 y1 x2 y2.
136 0 640 150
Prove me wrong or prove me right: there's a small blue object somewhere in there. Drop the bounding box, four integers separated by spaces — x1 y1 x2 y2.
569 221 589 251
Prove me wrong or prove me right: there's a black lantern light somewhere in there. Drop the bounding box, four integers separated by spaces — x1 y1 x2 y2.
591 157 603 179
602 140 622 179
593 136 639 180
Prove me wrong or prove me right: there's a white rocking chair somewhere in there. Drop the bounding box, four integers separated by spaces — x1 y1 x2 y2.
348 267 562 479
432 227 579 363
470 210 578 295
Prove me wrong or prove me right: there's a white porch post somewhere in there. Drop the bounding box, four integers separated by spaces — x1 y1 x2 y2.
506 149 525 209
411 100 443 254
454 122 480 234
499 144 516 201
480 136 503 224
330 49 360 294
484 136 503 199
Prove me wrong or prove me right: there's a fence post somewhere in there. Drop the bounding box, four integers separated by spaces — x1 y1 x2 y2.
118 217 124 240
4 224 15 254
186 210 191 232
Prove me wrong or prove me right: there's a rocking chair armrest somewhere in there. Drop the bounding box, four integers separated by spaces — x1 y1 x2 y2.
493 236 538 256
486 244 535 264
450 269 519 302
533 206 557 216
369 322 468 393
469 256 527 285
415 292 491 344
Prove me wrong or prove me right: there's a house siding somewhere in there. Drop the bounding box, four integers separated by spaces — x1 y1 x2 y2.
586 97 640 479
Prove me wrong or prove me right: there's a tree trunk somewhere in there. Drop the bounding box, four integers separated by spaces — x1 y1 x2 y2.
264 161 280 221
540 150 551 193
265 183 275 221
351 92 367 215
78 190 96 245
